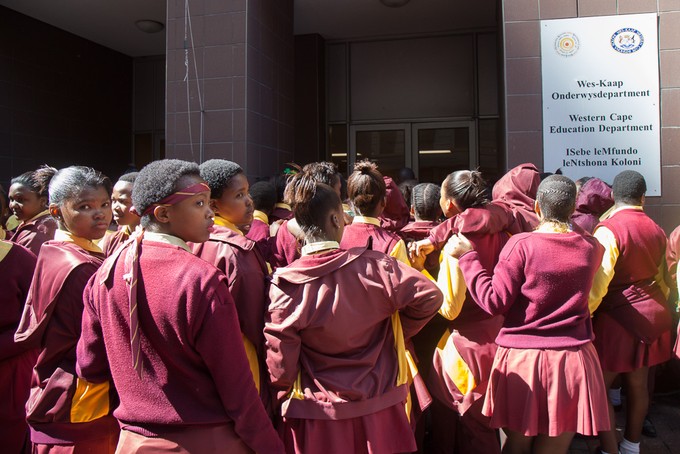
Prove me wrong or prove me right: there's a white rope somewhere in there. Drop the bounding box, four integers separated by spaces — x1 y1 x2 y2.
183 0 205 162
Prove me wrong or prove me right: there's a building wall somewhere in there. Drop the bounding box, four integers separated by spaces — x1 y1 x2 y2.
0 6 133 188
165 0 295 180
502 0 680 233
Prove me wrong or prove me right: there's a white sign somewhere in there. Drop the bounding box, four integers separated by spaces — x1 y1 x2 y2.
541 13 661 195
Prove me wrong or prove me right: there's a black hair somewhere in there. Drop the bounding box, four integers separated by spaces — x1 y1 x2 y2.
49 166 112 207
133 159 201 227
272 174 290 203
300 161 341 189
536 175 576 223
118 172 139 184
285 172 342 241
249 181 277 213
612 170 646 205
199 159 244 200
347 160 385 216
11 165 58 199
412 183 441 221
399 179 418 211
442 170 489 211
397 167 416 184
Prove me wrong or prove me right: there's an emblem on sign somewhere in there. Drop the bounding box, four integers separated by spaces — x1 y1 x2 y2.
554 32 580 57
611 28 644 53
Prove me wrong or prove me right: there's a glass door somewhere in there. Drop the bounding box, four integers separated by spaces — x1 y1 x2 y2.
349 124 410 180
411 121 476 184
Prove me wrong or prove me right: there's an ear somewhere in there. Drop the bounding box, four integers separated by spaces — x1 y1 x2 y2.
640 194 646 207
534 199 542 218
153 205 171 224
49 203 61 220
39 195 49 209
331 211 342 230
409 205 415 217
208 199 219 214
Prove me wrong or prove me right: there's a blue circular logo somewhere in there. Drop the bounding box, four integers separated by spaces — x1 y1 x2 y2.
611 28 644 53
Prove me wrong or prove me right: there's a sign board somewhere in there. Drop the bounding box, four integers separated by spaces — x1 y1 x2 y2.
541 13 661 195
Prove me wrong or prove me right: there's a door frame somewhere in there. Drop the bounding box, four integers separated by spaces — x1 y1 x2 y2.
349 123 412 174
410 120 477 179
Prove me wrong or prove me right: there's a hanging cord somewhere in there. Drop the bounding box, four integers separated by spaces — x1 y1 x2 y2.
184 0 205 162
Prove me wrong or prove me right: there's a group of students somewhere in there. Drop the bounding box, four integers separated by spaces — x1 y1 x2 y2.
0 158 678 454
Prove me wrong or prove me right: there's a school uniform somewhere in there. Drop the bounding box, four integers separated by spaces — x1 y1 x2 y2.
0 241 37 454
77 232 284 454
271 202 293 223
100 224 137 257
340 216 410 265
590 206 673 372
265 243 442 454
427 204 514 454
491 163 540 234
400 220 441 275
378 176 410 232
192 216 271 406
571 178 614 234
270 218 304 269
10 210 57 256
246 210 273 263
458 229 609 437
14 230 118 452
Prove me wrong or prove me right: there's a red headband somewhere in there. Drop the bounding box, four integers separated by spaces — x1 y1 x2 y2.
136 182 210 217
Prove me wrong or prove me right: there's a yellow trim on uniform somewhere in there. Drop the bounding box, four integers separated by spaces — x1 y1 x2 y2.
274 202 291 211
54 229 103 254
588 226 619 314
242 334 260 393
352 216 381 227
0 240 12 262
252 210 269 225
389 239 411 267
436 331 477 395
301 241 340 256
390 311 412 421
6 214 20 231
434 253 467 320
214 215 243 236
70 378 110 423
143 231 191 252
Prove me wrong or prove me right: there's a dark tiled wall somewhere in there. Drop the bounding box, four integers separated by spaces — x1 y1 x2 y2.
166 0 295 180
0 6 132 188
502 0 680 233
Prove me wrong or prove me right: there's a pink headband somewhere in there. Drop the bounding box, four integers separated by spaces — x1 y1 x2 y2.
134 182 211 217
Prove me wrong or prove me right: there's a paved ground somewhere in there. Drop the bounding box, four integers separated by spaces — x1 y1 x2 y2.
569 362 680 454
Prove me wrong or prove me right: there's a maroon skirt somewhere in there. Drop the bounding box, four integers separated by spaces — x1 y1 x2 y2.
593 312 672 372
280 403 415 454
482 343 609 437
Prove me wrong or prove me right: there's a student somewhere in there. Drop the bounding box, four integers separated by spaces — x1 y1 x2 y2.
8 165 58 255
410 171 514 454
399 183 442 275
571 177 614 234
270 161 342 269
0 240 37 454
192 159 271 409
270 174 294 223
246 180 277 262
14 166 119 453
76 159 282 453
100 172 140 256
589 170 673 454
264 171 442 454
379 175 411 232
447 175 609 454
340 161 410 264
490 163 540 234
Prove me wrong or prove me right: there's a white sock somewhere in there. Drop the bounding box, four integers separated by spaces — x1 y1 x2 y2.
608 387 622 406
619 438 640 454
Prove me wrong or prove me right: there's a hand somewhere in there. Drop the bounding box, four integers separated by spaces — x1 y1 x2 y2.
443 233 473 259
409 246 427 271
409 239 435 260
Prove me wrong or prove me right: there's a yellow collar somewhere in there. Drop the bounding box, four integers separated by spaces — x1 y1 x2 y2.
0 229 5 241
143 231 191 252
301 241 340 256
275 202 291 211
214 215 243 236
352 216 381 227
20 209 50 227
54 229 103 254
0 240 12 262
607 205 644 218
253 210 269 225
